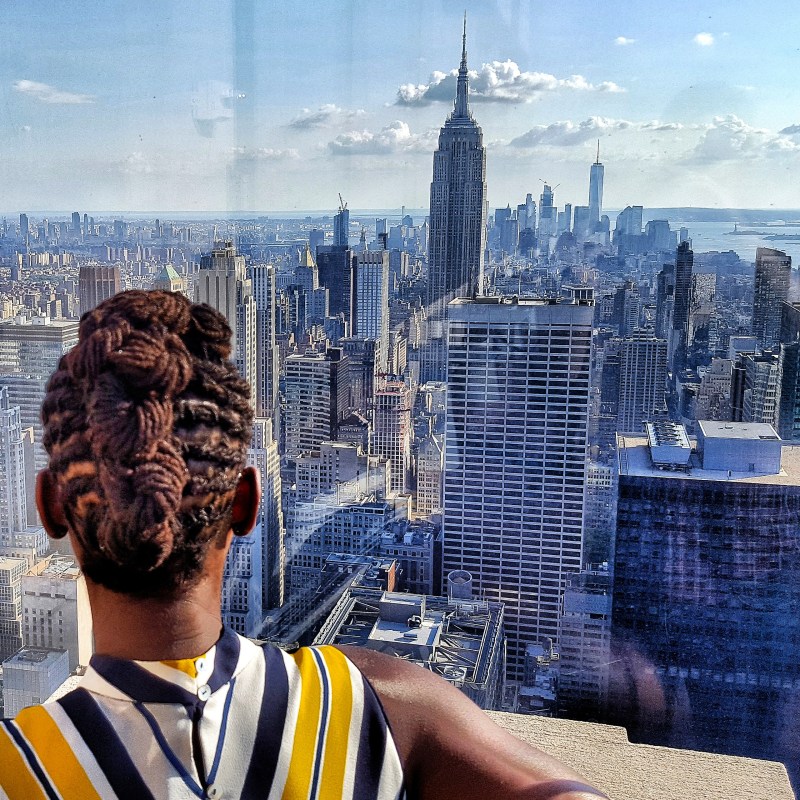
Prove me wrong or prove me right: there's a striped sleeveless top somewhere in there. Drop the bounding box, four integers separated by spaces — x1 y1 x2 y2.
0 628 406 800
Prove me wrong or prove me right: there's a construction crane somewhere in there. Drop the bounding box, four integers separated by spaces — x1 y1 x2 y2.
338 193 348 213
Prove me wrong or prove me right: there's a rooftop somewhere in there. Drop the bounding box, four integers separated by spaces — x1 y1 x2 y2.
0 317 78 330
4 647 67 668
315 588 504 693
154 264 183 282
698 420 780 441
450 295 594 308
618 435 800 485
27 554 81 580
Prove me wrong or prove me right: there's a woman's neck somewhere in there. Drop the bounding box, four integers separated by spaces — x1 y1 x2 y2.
88 576 224 661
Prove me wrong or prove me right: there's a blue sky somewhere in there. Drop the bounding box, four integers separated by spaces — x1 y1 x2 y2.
2 0 799 213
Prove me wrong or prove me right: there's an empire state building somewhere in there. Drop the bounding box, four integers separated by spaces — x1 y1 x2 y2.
422 18 487 383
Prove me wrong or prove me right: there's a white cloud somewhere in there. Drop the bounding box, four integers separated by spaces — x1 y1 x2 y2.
13 79 94 104
230 146 300 160
690 115 800 162
509 117 685 148
693 32 715 46
779 124 800 136
328 120 435 155
396 61 625 106
640 121 685 131
120 152 155 175
615 37 635 46
288 104 366 130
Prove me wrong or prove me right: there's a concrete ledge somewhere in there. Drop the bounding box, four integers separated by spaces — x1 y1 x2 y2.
489 712 794 800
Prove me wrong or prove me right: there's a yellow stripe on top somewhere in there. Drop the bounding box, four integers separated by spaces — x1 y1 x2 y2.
282 647 324 800
316 647 354 800
160 657 199 679
0 724 49 800
14 706 102 800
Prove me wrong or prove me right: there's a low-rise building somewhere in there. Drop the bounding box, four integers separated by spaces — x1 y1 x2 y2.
21 555 92 672
315 587 505 710
2 647 69 717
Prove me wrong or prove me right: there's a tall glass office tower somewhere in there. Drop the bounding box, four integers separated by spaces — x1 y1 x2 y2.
443 295 593 679
588 143 604 229
753 247 791 349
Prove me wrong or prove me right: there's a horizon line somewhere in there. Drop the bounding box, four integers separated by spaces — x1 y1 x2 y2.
5 206 800 219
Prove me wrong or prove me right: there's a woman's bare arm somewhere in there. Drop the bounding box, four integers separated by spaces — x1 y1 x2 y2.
339 646 608 800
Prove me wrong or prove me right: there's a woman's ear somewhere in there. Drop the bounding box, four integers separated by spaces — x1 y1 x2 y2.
231 466 261 537
36 470 69 539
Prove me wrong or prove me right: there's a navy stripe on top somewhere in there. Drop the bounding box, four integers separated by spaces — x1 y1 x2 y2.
308 648 333 800
2 721 60 800
240 645 290 800
58 688 157 800
352 673 391 800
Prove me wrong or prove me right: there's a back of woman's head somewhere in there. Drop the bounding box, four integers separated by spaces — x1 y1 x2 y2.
41 290 254 596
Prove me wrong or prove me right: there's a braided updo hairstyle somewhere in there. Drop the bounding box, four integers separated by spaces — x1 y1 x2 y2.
41 290 254 597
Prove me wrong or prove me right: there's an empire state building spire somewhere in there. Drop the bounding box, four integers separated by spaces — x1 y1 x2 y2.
421 14 487 383
454 13 470 118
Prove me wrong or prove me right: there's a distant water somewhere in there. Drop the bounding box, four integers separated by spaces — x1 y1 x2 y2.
612 209 800 264
668 220 800 265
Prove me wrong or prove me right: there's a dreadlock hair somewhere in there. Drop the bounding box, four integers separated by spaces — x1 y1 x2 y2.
41 290 254 597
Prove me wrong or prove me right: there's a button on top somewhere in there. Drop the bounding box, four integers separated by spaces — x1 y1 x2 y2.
206 785 219 799
198 684 211 702
195 657 206 673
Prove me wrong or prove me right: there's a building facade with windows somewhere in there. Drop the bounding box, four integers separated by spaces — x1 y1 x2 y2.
753 247 791 349
611 424 800 773
443 295 593 679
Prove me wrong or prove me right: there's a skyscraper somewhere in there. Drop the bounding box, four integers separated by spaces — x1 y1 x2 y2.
354 249 390 372
558 568 612 719
753 247 791 349
670 241 693 372
221 517 262 637
341 337 377 417
415 433 444 518
250 263 280 425
195 241 257 406
617 332 668 433
778 301 800 441
742 350 779 425
333 198 350 247
372 379 412 495
0 556 25 659
443 295 593 679
284 347 349 460
655 263 675 340
611 422 800 776
614 205 643 238
78 264 121 316
249 418 285 610
537 183 557 241
423 18 487 383
317 246 356 327
0 388 27 549
588 142 604 229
